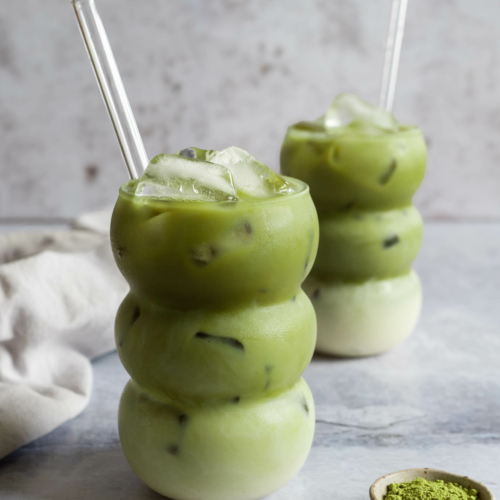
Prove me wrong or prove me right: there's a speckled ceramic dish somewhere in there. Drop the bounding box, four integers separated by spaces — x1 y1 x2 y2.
369 468 495 500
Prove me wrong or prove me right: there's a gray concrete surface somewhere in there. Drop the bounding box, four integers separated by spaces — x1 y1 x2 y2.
0 222 499 498
1 1 500 220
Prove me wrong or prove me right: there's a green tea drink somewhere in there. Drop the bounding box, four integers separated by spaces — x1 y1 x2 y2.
111 147 318 500
281 94 427 357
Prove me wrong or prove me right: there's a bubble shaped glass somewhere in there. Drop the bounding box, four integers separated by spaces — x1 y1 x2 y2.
281 123 427 357
111 177 319 500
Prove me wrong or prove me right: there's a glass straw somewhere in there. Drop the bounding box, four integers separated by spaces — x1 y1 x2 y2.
379 0 409 112
72 0 148 179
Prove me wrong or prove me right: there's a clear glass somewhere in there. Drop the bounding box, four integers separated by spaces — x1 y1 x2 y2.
110 178 319 499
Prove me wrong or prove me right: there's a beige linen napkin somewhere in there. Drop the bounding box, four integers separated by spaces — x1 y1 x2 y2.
0 209 127 459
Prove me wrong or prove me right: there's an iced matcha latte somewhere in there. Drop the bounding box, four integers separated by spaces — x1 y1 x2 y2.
281 94 427 356
111 147 318 500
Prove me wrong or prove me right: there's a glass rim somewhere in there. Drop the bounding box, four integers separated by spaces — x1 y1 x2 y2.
286 120 422 141
118 175 310 206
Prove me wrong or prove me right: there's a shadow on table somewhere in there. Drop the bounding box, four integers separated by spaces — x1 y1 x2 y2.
0 446 168 500
312 349 391 362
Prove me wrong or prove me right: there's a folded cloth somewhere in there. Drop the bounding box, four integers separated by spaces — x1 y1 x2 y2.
0 209 127 459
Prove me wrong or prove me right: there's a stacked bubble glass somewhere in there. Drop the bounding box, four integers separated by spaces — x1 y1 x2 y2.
281 118 427 356
110 176 319 500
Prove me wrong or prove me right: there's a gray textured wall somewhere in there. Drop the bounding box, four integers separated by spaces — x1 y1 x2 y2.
1 0 499 221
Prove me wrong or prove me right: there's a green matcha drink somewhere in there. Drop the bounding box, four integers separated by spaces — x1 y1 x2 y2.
111 147 319 500
281 94 427 356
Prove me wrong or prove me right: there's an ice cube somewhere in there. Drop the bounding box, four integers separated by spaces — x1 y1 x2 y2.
135 154 238 202
206 147 292 198
177 147 216 161
324 93 399 133
178 147 197 159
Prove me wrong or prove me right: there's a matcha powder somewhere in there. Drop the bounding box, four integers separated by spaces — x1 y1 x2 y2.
384 478 479 500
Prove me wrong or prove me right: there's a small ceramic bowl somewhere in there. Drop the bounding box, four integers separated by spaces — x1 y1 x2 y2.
369 468 495 500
